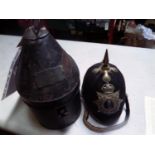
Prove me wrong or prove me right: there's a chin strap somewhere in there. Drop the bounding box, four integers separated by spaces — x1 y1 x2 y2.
83 95 130 132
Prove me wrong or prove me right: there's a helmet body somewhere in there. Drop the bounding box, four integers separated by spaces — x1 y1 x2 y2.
82 51 126 125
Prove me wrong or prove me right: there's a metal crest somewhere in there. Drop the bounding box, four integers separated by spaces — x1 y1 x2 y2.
94 83 123 114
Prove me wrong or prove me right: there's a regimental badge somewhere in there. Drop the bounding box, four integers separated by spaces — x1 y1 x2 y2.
94 83 123 115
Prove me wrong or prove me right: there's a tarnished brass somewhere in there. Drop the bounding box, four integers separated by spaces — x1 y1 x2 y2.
95 84 123 114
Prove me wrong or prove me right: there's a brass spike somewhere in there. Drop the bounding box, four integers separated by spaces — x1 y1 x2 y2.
102 49 109 67
101 49 110 81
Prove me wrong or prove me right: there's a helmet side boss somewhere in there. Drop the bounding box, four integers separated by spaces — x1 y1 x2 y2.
82 49 130 132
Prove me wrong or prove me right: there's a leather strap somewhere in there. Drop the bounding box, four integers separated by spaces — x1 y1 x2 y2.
83 95 130 132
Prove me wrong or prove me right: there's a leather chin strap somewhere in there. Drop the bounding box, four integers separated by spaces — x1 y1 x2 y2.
83 95 130 133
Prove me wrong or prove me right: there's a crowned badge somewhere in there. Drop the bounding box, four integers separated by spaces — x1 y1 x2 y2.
95 83 123 115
